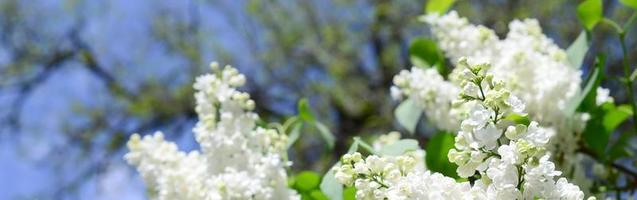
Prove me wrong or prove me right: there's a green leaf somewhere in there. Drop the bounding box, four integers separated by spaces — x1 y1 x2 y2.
353 137 379 154
298 98 316 122
583 113 609 157
602 104 633 132
343 187 356 200
620 0 637 10
347 139 360 153
286 122 303 148
297 98 336 149
394 98 423 134
425 0 455 14
566 31 590 69
379 139 420 156
295 171 322 192
320 164 343 200
288 175 297 187
564 56 603 116
315 122 336 150
309 190 329 200
504 113 531 126
608 132 634 161
409 38 447 76
583 103 633 159
576 0 603 30
581 55 607 113
425 131 458 178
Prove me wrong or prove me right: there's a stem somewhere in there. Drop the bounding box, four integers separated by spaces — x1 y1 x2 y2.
623 12 637 32
478 82 487 101
602 18 624 34
619 33 637 133
371 175 390 188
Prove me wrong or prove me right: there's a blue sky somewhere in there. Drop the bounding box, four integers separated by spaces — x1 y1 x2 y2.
0 0 242 199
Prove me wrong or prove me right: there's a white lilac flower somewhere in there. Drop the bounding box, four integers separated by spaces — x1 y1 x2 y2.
401 10 596 192
424 12 581 126
497 142 520 165
595 87 614 106
386 171 478 200
335 152 483 200
372 132 427 172
125 62 299 200
419 11 499 65
353 59 586 200
554 178 586 200
445 59 585 200
391 68 464 131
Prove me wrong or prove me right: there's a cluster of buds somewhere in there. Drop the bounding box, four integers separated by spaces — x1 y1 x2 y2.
449 58 581 199
333 152 418 199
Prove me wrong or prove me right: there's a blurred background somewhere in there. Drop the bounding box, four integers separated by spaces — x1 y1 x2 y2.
0 0 635 199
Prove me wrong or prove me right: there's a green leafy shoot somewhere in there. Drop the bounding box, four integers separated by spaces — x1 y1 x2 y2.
425 131 458 178
566 31 590 69
296 98 336 149
426 0 456 15
409 38 448 76
576 0 603 30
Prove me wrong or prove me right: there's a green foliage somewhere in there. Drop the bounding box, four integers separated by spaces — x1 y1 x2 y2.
583 103 634 160
620 0 637 10
576 0 603 30
299 98 317 122
291 171 329 200
566 55 608 162
306 190 328 200
581 55 606 113
409 38 447 76
603 104 633 131
425 131 458 178
426 0 456 14
286 121 303 149
504 113 531 126
379 139 420 156
394 98 423 134
353 137 379 155
343 187 356 200
607 131 634 161
296 98 336 149
295 171 322 192
566 31 590 69
315 122 337 150
564 55 604 116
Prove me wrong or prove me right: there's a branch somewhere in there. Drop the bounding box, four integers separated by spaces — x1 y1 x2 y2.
578 146 637 180
2 50 75 133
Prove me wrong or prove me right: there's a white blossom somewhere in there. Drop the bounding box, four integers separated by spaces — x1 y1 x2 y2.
372 132 427 172
405 11 600 193
386 171 478 200
446 59 584 200
341 59 587 200
125 62 299 200
334 152 482 200
595 87 614 106
423 11 581 128
391 68 464 131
